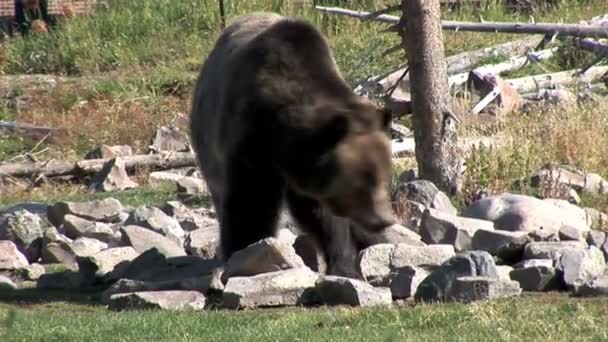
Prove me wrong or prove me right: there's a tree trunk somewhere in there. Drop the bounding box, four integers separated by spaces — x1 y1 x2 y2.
399 0 462 195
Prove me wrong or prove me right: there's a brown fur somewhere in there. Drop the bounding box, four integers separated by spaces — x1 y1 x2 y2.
190 12 395 278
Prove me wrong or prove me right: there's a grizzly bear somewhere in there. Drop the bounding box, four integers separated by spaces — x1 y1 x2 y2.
189 12 395 278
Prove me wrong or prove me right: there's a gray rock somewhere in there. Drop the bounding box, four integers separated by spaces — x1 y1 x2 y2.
16 263 46 281
471 229 529 261
523 241 588 262
71 237 108 257
392 180 457 215
40 240 77 266
414 251 499 303
353 224 425 247
513 259 553 269
162 201 218 232
43 226 72 245
449 276 522 303
47 198 125 227
36 270 87 290
315 275 392 307
223 237 305 281
559 225 586 241
176 177 208 196
368 265 429 299
509 266 561 291
149 125 190 153
420 208 494 252
185 225 220 259
586 230 606 248
121 225 186 258
531 165 607 195
108 291 206 311
149 171 185 186
462 193 591 235
62 214 118 243
76 246 139 279
585 208 608 230
89 157 139 192
293 235 327 274
85 144 133 160
573 274 608 297
360 244 455 281
556 246 606 290
124 206 186 246
222 267 319 309
496 265 514 281
0 275 17 290
0 209 45 262
392 200 426 233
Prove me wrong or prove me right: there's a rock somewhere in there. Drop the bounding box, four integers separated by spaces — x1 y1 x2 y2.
101 275 223 304
149 171 185 186
556 246 606 290
513 259 553 269
586 230 606 248
559 225 586 241
414 251 499 303
176 177 208 196
368 265 429 299
121 225 186 258
293 235 327 274
108 291 206 311
0 209 45 262
420 208 494 251
391 180 457 215
0 274 17 290
47 198 125 227
162 201 218 232
222 267 319 309
471 229 529 261
89 157 139 192
223 237 305 281
573 274 608 297
76 246 139 279
71 237 108 257
496 265 514 281
392 200 426 233
462 193 591 235
449 276 522 303
360 244 455 281
124 206 186 246
40 240 77 266
585 208 608 230
470 71 522 117
315 275 392 307
85 144 133 160
185 226 220 259
15 263 46 281
531 164 607 195
277 228 298 246
62 214 118 243
149 125 190 153
353 224 425 247
36 270 86 290
509 266 561 291
523 241 588 262
43 226 72 245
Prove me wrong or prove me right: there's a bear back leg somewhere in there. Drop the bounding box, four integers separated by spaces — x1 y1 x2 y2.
285 188 363 279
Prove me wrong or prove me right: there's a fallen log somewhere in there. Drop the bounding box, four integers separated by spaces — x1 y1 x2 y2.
0 152 198 179
575 38 608 58
505 65 608 94
0 120 66 140
315 6 608 38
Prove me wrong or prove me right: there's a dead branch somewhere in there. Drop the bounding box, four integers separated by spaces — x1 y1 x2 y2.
575 38 608 57
0 121 66 140
506 65 608 94
315 6 608 38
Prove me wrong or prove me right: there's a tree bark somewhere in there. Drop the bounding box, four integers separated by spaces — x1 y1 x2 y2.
400 0 462 195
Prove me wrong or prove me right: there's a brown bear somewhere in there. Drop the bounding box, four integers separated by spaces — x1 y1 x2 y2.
189 12 395 278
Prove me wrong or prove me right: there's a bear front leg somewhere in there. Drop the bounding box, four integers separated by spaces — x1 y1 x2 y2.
219 161 285 261
285 189 363 280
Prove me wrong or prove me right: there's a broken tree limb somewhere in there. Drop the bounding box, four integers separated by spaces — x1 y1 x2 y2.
0 121 67 141
505 65 608 94
575 38 608 57
315 6 608 38
0 152 198 179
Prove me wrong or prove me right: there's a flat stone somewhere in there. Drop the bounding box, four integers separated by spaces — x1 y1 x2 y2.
573 274 608 297
108 291 207 311
472 229 529 261
391 180 457 215
449 276 522 303
15 263 46 281
62 214 118 243
420 208 495 251
315 275 392 307
559 225 586 241
360 244 455 281
124 206 186 246
556 246 606 290
47 198 124 227
184 226 220 259
40 241 77 265
496 265 514 281
76 246 139 279
0 209 45 262
414 251 499 303
586 230 606 248
509 266 562 291
121 225 186 258
222 267 319 309
70 237 108 257
353 224 425 247
223 237 305 281
368 265 429 299
523 241 588 262
89 157 139 192
513 259 553 269
176 177 208 195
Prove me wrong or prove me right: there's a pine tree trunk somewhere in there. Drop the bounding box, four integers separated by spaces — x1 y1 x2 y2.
399 0 462 195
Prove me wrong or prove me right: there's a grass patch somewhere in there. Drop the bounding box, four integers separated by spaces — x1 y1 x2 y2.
1 292 608 341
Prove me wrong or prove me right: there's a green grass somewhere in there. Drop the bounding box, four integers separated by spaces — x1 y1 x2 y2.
1 292 608 341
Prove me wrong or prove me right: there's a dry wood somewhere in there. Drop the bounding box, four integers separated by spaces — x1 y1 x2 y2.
0 152 197 179
0 120 66 140
505 65 608 94
575 38 608 57
315 6 608 38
